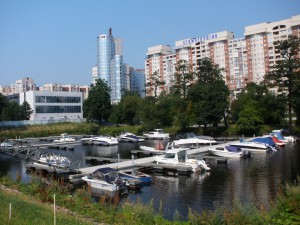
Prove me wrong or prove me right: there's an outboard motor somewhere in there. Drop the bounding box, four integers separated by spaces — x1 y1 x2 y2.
197 160 210 171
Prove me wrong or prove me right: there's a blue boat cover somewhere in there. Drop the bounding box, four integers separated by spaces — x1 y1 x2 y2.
92 167 116 175
225 146 242 152
251 137 275 147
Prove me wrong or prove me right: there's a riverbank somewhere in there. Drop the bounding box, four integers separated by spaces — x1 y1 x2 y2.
1 122 299 140
0 175 299 225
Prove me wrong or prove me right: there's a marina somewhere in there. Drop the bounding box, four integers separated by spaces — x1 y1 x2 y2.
0 135 299 219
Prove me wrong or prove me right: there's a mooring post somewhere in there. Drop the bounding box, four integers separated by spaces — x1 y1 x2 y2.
118 153 120 163
9 203 12 221
132 155 134 165
54 194 56 225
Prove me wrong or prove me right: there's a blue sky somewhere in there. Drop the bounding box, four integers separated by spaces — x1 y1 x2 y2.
0 0 299 86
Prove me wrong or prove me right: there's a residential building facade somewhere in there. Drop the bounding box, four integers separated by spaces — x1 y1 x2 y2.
145 15 300 99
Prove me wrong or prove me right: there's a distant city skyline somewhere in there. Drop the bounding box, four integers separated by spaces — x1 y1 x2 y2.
0 0 299 86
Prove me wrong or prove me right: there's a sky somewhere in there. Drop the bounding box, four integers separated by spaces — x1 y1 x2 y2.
0 0 299 86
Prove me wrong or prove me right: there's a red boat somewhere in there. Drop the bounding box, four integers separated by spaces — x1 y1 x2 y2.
271 136 285 147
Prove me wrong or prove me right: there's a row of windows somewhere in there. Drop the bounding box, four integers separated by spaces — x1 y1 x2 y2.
36 96 81 103
36 106 81 114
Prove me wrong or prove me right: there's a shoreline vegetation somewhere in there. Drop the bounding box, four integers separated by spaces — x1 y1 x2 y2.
0 175 299 225
0 122 299 140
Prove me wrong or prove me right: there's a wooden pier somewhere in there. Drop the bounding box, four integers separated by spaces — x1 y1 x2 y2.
85 156 126 165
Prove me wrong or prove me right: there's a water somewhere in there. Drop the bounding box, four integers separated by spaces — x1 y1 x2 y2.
0 139 299 219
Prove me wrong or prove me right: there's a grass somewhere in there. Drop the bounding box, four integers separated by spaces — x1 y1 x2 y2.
0 187 96 225
0 175 300 225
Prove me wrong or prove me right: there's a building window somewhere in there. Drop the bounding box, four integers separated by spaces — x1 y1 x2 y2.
36 106 81 113
36 96 81 103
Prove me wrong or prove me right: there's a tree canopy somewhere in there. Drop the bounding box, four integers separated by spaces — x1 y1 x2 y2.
83 79 111 123
265 35 300 129
188 58 229 128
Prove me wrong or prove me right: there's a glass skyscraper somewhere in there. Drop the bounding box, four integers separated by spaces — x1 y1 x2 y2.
96 28 126 103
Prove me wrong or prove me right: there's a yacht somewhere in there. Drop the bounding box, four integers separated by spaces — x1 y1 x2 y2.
143 129 170 140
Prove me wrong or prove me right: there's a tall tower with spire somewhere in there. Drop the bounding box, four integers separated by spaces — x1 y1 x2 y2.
94 28 126 103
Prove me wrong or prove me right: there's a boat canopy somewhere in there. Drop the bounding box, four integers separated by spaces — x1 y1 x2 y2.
251 137 276 147
92 167 117 175
91 167 119 182
225 146 242 152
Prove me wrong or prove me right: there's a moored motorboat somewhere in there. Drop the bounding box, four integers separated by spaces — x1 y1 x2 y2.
209 145 251 158
271 130 296 143
53 133 76 143
270 136 285 147
82 167 128 196
117 132 144 142
230 138 276 153
119 169 152 184
153 144 210 172
91 135 118 146
174 132 217 147
140 141 166 154
0 140 14 149
143 129 170 140
37 152 71 169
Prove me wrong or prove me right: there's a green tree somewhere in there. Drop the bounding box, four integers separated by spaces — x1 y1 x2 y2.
170 59 193 99
145 71 165 98
83 79 111 123
0 94 9 121
155 94 174 127
230 82 286 126
138 96 159 130
188 58 229 129
237 103 263 136
19 101 33 120
1 101 21 121
265 35 300 130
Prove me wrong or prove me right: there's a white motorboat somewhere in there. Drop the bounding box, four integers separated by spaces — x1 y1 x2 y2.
140 141 166 154
272 130 296 143
0 140 14 149
230 139 275 153
174 132 216 147
209 145 251 158
82 167 128 196
153 144 210 172
119 169 152 184
117 132 144 142
91 135 118 146
53 133 76 143
80 135 94 144
37 152 71 169
143 129 170 140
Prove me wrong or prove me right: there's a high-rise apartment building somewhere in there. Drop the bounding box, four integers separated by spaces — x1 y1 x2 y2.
95 28 126 103
145 15 300 99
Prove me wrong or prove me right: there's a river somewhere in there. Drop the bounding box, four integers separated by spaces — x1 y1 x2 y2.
0 138 299 219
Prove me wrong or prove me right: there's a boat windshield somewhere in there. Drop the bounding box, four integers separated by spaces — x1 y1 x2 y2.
165 153 176 158
108 171 119 180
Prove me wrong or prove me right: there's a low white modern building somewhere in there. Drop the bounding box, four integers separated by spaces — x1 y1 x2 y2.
20 91 83 121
